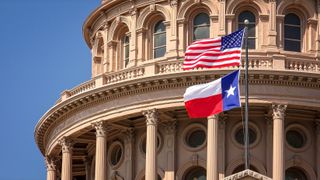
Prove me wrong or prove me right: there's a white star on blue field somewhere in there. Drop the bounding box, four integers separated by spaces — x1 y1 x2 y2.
0 1 99 179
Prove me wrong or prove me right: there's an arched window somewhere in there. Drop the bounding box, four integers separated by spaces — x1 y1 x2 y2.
184 166 206 180
285 167 307 180
153 20 166 59
122 35 130 67
193 13 210 41
238 11 256 49
284 13 301 52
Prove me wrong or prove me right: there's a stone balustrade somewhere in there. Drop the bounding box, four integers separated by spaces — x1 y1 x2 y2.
56 55 319 103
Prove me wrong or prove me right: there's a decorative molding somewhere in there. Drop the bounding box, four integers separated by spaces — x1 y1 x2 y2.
272 104 287 120
143 109 159 126
58 137 73 153
92 121 107 137
224 169 272 180
163 120 177 134
45 156 57 171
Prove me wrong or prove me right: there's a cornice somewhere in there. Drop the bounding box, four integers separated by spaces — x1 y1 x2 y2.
35 69 320 155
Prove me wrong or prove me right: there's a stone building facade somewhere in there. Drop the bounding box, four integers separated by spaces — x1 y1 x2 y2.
35 0 320 180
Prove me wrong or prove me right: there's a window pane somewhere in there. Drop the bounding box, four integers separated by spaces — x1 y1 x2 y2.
187 129 206 148
194 13 210 26
154 47 166 58
284 40 300 52
154 21 165 33
248 38 255 49
285 13 300 25
284 26 300 40
247 24 255 37
154 33 166 47
239 11 255 23
194 26 210 41
285 168 307 180
185 167 206 180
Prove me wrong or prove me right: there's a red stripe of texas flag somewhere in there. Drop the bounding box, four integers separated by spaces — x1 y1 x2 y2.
184 94 223 118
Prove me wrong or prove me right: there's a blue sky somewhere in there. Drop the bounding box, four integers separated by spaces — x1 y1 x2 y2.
0 0 99 179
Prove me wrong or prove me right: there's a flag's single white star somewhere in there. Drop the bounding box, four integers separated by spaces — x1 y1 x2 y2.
225 85 236 98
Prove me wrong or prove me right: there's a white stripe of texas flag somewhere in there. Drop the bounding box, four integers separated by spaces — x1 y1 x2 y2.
183 78 222 101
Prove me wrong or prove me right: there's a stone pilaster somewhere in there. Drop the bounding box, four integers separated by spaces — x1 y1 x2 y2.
218 0 226 36
218 115 227 179
272 104 287 180
84 156 92 180
59 137 73 180
45 156 57 180
163 120 177 180
268 0 277 48
265 115 273 178
315 119 320 180
207 115 219 180
92 121 108 180
124 128 135 180
143 109 159 180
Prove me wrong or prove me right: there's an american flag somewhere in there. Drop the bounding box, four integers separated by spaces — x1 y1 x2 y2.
183 29 244 70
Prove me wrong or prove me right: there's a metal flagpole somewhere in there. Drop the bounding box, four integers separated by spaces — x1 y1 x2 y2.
244 19 250 170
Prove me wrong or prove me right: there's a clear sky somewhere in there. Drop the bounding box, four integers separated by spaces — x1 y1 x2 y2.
0 0 99 179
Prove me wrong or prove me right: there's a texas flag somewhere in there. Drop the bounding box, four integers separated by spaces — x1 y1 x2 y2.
183 70 241 118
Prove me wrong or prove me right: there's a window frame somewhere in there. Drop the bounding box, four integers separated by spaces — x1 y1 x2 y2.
152 20 166 59
237 10 257 49
284 13 302 52
192 12 211 42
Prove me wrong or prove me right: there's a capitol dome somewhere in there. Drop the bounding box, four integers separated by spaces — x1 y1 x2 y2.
35 0 320 180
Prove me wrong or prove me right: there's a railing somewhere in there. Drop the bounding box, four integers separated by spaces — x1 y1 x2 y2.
104 66 145 84
56 55 319 103
68 79 96 96
285 57 319 72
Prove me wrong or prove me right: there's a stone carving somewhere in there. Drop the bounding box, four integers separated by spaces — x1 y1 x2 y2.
58 137 73 153
143 109 159 125
224 169 272 180
45 156 57 171
92 121 107 137
111 171 124 180
170 0 177 7
123 127 135 144
163 120 177 134
272 104 287 120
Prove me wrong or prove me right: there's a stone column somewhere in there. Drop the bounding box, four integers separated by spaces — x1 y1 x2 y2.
92 121 107 180
164 120 177 180
45 156 57 180
59 137 73 180
124 128 135 180
272 104 287 180
143 109 159 180
84 156 92 180
207 115 219 180
315 119 320 180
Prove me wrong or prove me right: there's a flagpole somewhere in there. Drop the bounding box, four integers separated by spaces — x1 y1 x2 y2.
244 19 250 170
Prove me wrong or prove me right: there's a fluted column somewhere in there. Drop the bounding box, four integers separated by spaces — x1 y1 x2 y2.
315 119 320 180
84 156 92 180
92 121 107 180
59 137 73 180
265 115 273 177
272 104 287 180
207 115 219 180
143 109 159 180
45 156 57 180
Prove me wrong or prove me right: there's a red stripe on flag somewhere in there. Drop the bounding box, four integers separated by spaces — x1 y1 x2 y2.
183 62 241 70
184 94 223 118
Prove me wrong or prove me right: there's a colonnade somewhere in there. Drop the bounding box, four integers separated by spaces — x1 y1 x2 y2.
45 104 318 180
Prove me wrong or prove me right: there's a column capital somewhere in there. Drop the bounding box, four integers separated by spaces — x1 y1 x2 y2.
207 114 219 121
58 137 73 153
83 155 92 164
272 104 287 120
123 127 135 144
45 156 57 171
163 120 177 134
92 121 108 137
143 109 159 126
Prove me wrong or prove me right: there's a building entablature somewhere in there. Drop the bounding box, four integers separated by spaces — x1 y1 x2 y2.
35 67 320 155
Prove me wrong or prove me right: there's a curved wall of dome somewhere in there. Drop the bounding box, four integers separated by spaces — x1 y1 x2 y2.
35 0 320 180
